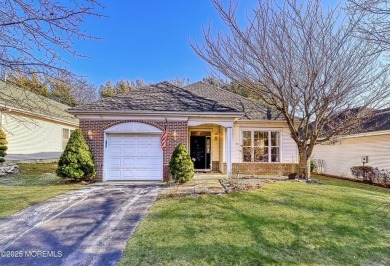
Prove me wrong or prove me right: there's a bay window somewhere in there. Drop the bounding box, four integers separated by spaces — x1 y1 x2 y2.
242 130 280 162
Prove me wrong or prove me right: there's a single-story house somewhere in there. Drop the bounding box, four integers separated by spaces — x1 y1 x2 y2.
68 81 299 181
0 80 79 161
313 110 390 177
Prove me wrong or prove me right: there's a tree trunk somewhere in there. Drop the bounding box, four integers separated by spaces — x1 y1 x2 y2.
298 148 308 179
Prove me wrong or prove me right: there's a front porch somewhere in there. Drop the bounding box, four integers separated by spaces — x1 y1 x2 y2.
186 119 298 177
187 118 234 176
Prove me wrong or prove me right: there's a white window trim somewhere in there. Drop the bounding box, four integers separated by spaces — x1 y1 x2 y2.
240 128 283 163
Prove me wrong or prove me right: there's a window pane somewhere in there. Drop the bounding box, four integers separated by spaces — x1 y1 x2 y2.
62 129 70 150
254 147 268 162
271 147 280 162
271 132 280 146
62 128 69 139
242 131 252 146
254 131 265 147
243 147 252 162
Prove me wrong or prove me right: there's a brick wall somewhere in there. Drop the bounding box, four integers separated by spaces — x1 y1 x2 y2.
222 163 298 176
80 120 188 181
212 161 220 172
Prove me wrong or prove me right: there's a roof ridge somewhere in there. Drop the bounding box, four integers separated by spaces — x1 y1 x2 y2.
189 80 271 109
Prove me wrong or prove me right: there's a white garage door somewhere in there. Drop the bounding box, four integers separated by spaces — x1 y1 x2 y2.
105 134 163 181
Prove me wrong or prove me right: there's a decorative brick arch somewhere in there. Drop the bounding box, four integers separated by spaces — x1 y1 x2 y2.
103 120 164 132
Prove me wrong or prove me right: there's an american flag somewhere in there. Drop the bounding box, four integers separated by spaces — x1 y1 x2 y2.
161 127 167 149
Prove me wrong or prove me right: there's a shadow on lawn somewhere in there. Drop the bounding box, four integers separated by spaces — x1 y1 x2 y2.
122 183 390 265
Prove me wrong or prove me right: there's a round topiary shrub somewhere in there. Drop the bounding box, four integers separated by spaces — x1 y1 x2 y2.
57 129 96 181
169 143 194 183
0 129 8 163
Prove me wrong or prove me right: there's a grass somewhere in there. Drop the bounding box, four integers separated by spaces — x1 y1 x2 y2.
0 163 81 218
120 176 390 265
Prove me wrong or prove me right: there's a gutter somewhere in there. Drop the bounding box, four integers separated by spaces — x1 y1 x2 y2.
0 105 79 127
67 109 245 118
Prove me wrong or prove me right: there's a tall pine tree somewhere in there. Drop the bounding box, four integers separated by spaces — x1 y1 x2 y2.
169 144 194 183
57 129 96 181
0 130 8 163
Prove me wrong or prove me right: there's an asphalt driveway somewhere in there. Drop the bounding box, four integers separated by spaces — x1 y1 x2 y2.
0 184 161 266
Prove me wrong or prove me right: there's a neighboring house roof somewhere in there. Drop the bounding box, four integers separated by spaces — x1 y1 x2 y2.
361 109 390 132
69 81 282 121
0 80 78 126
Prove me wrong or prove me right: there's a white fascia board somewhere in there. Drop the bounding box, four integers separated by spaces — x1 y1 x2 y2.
341 129 390 139
188 116 238 128
68 110 243 116
76 115 189 121
235 120 288 126
73 111 244 121
0 105 79 127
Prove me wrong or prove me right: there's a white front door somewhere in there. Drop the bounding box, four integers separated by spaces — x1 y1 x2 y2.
105 134 163 181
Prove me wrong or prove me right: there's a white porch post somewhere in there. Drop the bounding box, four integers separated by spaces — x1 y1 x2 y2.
226 127 232 177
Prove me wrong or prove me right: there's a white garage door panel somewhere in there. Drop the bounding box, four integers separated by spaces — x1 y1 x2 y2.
108 158 121 166
105 133 163 181
123 146 136 155
108 170 121 178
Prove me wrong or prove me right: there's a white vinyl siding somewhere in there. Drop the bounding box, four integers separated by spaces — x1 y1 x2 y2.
313 133 390 178
2 113 77 154
62 128 75 150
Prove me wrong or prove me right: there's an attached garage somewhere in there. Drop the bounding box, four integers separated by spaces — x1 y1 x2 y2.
104 123 163 181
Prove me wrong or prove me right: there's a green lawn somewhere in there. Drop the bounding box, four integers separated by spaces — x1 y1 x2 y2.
120 176 390 265
0 163 81 218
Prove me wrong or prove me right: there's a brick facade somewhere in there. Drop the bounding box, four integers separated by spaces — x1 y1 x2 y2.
80 119 298 181
222 162 298 176
79 120 187 181
212 161 220 172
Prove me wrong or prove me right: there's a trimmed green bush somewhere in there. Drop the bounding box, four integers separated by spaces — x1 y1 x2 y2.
0 129 8 163
169 143 194 183
57 129 96 181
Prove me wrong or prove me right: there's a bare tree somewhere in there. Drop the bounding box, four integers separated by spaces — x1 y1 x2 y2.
49 74 98 106
170 77 190 87
0 0 101 77
347 0 390 51
192 0 390 177
0 0 101 116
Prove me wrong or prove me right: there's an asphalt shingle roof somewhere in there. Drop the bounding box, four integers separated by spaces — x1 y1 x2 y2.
0 80 78 125
69 81 283 121
361 109 390 132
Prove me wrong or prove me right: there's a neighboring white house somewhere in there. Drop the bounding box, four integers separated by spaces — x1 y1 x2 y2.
0 80 79 160
313 111 390 178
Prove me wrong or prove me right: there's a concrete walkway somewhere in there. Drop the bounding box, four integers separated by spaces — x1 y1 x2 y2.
0 184 161 266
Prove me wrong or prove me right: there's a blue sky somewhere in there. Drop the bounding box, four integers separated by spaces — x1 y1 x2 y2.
69 1 259 87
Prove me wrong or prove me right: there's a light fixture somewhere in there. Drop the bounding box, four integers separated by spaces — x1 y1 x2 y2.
214 133 219 141
173 130 177 141
87 130 93 140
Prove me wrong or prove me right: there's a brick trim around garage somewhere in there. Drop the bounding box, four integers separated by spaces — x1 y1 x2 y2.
80 120 188 181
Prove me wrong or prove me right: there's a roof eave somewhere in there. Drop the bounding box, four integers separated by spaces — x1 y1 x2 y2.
0 104 79 126
67 109 245 118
